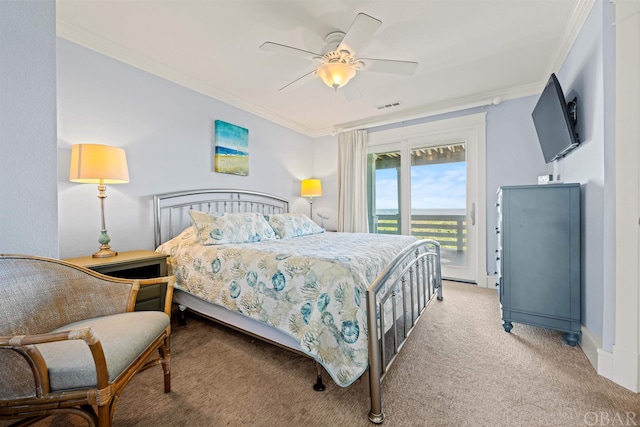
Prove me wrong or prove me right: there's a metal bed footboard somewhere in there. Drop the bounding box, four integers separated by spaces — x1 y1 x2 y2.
366 239 442 424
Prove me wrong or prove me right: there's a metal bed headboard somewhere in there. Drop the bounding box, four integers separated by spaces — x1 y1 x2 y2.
153 189 289 248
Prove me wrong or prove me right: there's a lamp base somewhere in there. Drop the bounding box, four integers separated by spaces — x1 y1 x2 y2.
93 230 117 258
92 247 117 258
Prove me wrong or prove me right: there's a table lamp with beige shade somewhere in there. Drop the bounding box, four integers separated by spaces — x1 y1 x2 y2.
69 144 129 258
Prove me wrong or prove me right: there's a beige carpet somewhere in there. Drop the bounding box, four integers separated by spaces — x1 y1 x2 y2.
6 281 640 426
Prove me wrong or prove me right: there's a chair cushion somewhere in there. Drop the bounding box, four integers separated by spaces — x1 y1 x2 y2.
35 311 169 391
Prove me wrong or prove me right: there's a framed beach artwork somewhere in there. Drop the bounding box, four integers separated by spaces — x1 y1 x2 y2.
214 120 249 176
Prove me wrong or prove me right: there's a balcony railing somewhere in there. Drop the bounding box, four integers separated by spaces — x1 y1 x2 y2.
372 213 466 252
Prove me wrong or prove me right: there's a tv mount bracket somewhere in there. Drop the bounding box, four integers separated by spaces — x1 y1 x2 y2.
567 97 578 128
567 96 579 143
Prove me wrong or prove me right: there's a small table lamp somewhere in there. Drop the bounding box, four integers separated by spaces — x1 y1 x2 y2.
69 144 130 258
301 178 322 219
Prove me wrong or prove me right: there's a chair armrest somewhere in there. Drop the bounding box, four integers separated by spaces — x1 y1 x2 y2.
0 327 109 397
137 276 175 317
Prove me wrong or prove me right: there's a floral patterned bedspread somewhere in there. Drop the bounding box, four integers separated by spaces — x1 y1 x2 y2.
156 229 417 387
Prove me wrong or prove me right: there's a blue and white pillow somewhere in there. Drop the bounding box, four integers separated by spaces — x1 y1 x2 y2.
265 213 324 239
189 210 277 245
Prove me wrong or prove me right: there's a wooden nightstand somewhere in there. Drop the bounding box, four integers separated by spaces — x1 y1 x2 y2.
64 250 169 312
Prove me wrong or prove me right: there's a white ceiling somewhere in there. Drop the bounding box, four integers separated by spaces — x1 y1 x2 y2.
56 0 593 137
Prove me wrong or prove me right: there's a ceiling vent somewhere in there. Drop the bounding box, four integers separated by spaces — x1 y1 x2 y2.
376 101 402 110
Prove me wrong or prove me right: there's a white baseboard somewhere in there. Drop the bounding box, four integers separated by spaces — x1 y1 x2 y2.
610 343 640 392
580 325 601 370
597 348 614 380
581 326 639 393
483 275 497 289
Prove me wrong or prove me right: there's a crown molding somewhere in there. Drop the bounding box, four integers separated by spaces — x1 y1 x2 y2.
333 81 541 134
543 0 596 78
56 20 322 138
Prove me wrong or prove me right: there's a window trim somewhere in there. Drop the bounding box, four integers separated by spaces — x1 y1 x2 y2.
367 113 487 284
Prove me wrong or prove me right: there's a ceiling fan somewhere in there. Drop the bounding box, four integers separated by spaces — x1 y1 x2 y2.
259 13 418 95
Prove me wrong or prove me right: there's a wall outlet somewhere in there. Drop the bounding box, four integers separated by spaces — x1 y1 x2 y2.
538 174 553 184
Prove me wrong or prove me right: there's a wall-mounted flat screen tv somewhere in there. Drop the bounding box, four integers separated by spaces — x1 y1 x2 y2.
532 73 580 163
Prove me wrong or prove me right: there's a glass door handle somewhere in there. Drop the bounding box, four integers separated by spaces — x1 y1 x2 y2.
470 202 476 226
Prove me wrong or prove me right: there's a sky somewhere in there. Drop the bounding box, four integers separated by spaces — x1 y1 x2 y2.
375 161 466 211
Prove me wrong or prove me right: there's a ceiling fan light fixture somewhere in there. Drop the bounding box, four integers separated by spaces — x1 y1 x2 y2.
317 62 356 90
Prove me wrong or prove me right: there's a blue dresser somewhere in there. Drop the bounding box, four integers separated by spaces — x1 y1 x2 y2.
496 184 581 346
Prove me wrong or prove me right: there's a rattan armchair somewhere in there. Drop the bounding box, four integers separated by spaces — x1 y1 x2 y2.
0 255 175 426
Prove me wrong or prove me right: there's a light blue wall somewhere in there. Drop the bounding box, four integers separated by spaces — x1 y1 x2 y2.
554 0 614 349
312 134 340 232
484 95 549 272
57 39 314 258
0 0 58 258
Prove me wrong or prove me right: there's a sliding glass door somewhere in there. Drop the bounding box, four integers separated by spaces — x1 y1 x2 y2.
366 114 486 284
368 150 401 234
410 144 468 269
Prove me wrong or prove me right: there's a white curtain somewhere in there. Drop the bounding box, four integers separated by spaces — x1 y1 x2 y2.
337 129 369 233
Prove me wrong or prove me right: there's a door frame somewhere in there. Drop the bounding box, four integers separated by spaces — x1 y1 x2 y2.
368 113 487 284
608 0 640 393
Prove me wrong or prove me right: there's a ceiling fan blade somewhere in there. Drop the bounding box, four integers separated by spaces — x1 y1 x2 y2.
359 58 419 75
341 80 362 102
337 13 382 55
260 42 321 61
279 70 317 92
